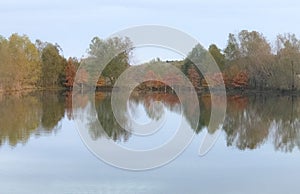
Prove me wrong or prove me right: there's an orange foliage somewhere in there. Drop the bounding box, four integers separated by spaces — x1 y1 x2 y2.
96 77 106 87
201 71 248 88
232 72 248 88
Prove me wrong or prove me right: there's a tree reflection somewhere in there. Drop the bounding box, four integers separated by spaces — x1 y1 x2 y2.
271 96 300 152
0 94 41 146
41 91 65 130
0 91 65 147
130 92 181 120
128 92 300 153
91 92 130 141
1 90 300 153
224 95 300 152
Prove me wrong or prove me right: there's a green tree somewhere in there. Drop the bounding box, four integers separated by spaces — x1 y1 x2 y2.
40 43 67 87
209 44 225 70
224 33 241 61
181 44 216 89
86 36 132 86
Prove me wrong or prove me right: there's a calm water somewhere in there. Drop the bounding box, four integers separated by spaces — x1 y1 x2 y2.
0 91 300 194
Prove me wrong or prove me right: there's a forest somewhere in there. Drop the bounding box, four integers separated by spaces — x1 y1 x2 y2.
1 30 300 92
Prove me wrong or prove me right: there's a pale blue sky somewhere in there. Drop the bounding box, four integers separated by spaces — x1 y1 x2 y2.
1 0 300 58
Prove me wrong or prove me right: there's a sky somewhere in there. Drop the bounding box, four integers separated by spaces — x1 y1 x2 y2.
1 0 300 59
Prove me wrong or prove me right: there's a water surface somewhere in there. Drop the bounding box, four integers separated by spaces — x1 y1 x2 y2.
0 91 300 194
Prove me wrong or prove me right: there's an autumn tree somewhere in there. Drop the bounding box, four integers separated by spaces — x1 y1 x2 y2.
65 57 79 88
0 34 41 91
224 31 300 90
224 30 274 89
274 33 300 89
0 36 9 90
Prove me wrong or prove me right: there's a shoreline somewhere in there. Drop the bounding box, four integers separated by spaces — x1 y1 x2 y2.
0 87 66 95
1 86 300 97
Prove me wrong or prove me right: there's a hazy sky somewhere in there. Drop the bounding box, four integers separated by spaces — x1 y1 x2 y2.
1 0 300 58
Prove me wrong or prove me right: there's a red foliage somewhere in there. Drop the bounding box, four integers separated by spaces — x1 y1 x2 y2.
96 77 106 87
187 66 201 89
232 71 248 88
65 58 77 87
201 71 248 88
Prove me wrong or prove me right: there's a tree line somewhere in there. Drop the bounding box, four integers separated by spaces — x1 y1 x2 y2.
0 34 69 91
0 33 131 92
184 30 300 91
1 30 300 92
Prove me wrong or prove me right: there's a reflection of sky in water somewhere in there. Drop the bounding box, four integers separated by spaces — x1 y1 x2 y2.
0 115 300 194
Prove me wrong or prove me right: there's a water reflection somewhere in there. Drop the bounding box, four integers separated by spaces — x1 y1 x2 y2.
0 91 65 147
224 95 300 152
1 91 300 153
90 92 130 141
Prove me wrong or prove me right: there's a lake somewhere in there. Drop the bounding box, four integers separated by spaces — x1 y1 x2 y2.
0 91 300 194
